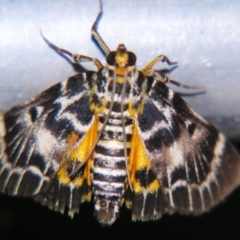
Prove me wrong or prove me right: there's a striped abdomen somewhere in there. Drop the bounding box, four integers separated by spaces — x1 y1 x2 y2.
92 100 133 225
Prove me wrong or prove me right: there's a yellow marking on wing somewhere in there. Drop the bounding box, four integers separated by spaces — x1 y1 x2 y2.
67 132 79 147
125 199 132 209
57 161 92 203
57 162 72 185
128 98 137 117
90 95 107 113
128 96 145 117
134 178 160 194
57 117 98 201
82 191 92 202
137 97 145 115
89 84 107 113
69 116 98 162
128 124 160 194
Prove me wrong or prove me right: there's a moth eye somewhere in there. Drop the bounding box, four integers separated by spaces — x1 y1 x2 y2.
106 52 116 65
128 52 136 66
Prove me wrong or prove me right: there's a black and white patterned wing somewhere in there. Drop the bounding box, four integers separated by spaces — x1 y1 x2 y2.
136 81 240 216
0 72 95 214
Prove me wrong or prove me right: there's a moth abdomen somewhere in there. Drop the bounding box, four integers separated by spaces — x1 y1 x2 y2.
92 114 133 225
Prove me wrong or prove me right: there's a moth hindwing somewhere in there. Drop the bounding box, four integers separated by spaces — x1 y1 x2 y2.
0 0 240 226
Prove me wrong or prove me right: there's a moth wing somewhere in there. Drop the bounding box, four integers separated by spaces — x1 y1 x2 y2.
0 73 96 214
134 81 240 218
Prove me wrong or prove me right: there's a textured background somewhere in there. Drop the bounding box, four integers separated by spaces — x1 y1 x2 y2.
0 0 240 238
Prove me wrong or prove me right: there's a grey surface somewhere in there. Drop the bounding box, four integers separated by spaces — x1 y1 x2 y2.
0 0 240 136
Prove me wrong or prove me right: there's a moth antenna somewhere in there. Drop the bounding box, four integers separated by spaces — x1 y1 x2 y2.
91 0 111 55
69 67 117 178
40 27 103 69
121 71 133 191
40 28 74 57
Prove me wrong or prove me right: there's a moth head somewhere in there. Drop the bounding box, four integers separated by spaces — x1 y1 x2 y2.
106 44 136 68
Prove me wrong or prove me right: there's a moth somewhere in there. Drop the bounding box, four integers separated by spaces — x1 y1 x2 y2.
0 1 240 226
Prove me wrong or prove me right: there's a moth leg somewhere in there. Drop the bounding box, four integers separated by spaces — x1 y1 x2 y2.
141 55 177 76
153 71 205 90
40 29 103 70
141 55 204 90
73 54 103 70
